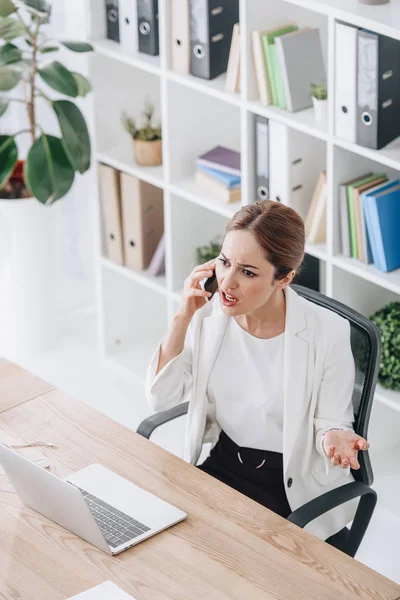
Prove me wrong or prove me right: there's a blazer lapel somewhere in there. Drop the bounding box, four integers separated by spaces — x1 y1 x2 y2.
283 286 309 471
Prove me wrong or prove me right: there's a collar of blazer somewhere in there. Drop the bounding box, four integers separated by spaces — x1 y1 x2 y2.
192 286 310 469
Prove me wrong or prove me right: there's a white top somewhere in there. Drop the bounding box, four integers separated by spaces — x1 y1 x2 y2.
207 316 285 452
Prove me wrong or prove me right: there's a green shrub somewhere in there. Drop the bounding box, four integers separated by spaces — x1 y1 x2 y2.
370 302 400 390
196 237 222 264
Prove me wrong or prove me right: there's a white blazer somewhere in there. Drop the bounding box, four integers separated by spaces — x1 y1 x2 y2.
145 285 358 541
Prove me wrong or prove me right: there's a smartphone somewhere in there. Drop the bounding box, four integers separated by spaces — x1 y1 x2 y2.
204 272 218 300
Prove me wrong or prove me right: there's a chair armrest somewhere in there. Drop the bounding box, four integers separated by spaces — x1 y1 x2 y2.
287 481 377 557
136 402 189 439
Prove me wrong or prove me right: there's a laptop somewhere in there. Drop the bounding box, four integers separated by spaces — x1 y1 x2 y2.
0 444 187 555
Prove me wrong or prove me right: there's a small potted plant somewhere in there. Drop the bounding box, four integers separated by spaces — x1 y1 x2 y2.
196 236 222 264
122 99 162 167
311 82 327 124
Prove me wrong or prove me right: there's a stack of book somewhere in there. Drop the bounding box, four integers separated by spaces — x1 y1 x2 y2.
339 173 400 273
195 146 241 204
251 22 326 112
304 171 327 244
335 23 400 150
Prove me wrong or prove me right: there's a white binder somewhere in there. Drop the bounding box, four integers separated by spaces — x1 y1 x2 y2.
171 0 190 74
269 121 326 220
119 0 137 55
334 22 357 143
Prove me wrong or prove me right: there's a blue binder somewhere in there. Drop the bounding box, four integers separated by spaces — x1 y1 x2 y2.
363 180 400 272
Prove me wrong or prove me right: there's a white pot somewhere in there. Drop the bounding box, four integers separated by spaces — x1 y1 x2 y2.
0 196 64 361
312 96 328 124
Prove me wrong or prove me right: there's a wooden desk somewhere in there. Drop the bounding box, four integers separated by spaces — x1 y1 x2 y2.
0 358 55 414
0 372 399 599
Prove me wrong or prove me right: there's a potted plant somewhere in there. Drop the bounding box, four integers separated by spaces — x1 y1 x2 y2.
122 99 162 167
0 0 93 358
196 236 222 264
310 82 327 124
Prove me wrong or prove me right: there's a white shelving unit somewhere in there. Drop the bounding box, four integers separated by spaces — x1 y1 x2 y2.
83 0 400 518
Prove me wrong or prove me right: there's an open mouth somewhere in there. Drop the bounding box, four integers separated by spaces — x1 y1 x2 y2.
221 291 239 305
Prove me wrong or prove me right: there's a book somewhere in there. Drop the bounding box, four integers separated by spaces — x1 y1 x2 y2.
305 171 327 244
261 24 298 107
339 173 372 258
226 23 240 94
347 174 384 259
251 29 272 105
196 164 241 188
304 171 325 236
352 175 387 262
147 232 165 276
195 168 241 204
196 145 241 177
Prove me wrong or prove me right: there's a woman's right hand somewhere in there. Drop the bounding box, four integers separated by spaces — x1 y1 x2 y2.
176 259 217 320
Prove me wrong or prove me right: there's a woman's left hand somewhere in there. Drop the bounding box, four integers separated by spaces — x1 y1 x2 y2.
322 430 370 470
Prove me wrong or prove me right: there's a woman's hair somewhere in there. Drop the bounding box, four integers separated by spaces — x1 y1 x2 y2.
225 200 305 281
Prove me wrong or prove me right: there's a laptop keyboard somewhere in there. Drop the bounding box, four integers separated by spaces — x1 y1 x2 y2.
74 486 151 549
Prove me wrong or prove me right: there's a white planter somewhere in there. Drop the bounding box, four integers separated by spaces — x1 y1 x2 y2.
0 196 64 361
312 96 328 124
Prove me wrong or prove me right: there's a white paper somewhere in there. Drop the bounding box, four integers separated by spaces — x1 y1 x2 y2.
67 581 135 600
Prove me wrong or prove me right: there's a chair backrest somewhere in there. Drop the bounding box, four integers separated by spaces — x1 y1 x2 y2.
292 285 382 486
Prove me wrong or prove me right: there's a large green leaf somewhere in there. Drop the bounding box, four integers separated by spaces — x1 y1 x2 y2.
72 72 91 97
0 97 9 116
0 134 18 188
0 16 25 41
24 134 75 204
0 0 16 17
0 42 22 65
38 61 78 97
53 100 91 174
61 41 93 53
0 65 20 90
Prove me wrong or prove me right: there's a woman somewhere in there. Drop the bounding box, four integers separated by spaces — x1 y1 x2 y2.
145 200 369 541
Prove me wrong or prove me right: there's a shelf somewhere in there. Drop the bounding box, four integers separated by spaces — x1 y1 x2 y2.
334 136 400 172
101 258 168 296
90 37 161 75
166 70 242 107
170 179 241 219
332 255 400 295
96 144 164 189
375 385 400 413
305 243 328 261
247 101 328 142
284 0 400 41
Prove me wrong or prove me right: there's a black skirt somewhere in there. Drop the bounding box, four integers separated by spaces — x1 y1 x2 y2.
197 430 292 518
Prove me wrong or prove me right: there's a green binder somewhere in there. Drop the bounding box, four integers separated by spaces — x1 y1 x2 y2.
261 24 298 107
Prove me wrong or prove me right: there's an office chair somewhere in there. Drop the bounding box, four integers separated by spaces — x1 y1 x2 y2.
137 284 382 558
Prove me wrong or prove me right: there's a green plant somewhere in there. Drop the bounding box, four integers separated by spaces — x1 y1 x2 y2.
370 302 400 390
0 0 93 204
122 98 162 142
311 82 327 100
196 237 222 264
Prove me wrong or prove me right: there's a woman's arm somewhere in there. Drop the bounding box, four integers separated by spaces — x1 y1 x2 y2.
314 317 356 474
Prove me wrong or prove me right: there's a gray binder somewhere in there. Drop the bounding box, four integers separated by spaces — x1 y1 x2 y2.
137 0 159 56
275 28 326 112
255 115 269 200
189 0 239 80
357 30 400 150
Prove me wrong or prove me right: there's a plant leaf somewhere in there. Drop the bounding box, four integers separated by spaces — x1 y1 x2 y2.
0 65 21 90
0 16 25 40
0 97 9 116
22 0 51 22
38 61 78 97
0 134 18 188
25 37 32 46
72 72 91 97
39 45 59 53
0 0 16 17
61 41 93 53
52 100 91 173
24 133 75 204
0 42 22 65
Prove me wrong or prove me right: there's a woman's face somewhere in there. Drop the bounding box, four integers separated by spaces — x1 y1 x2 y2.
215 230 287 315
